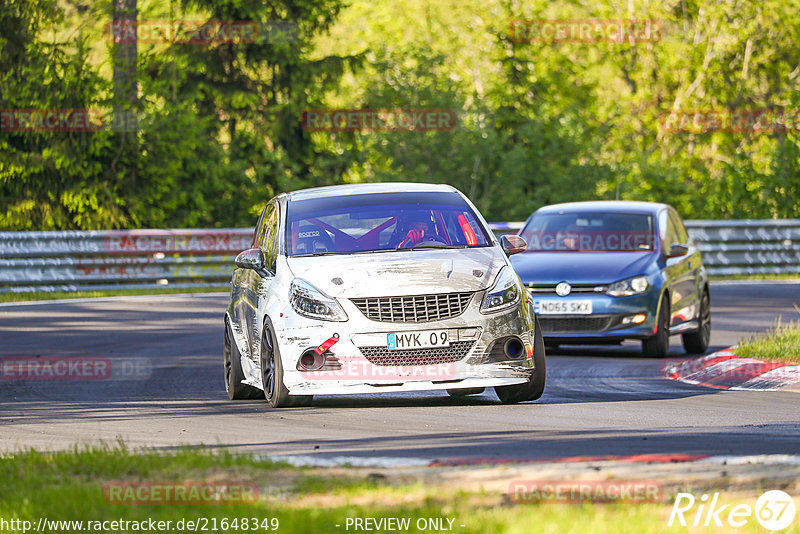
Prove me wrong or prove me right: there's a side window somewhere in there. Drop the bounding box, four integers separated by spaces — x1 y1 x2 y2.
668 210 688 243
258 203 279 271
658 210 669 241
255 204 275 250
251 205 268 248
675 212 689 243
663 210 680 246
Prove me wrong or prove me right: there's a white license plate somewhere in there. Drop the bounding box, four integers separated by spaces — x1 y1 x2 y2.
387 330 449 350
535 300 593 315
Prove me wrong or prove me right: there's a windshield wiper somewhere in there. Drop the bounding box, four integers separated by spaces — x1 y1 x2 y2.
398 245 470 251
292 252 335 257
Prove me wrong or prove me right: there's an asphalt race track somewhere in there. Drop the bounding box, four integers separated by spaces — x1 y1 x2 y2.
1 281 799 462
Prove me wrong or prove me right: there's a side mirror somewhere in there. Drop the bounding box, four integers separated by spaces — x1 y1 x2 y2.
501 235 527 256
235 248 271 278
666 243 689 258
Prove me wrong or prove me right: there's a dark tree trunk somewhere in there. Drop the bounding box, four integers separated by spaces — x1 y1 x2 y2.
112 0 138 183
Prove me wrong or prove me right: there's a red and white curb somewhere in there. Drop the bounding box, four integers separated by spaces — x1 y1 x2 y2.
662 347 800 391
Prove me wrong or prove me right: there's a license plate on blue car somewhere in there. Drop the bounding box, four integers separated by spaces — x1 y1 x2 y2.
534 300 593 315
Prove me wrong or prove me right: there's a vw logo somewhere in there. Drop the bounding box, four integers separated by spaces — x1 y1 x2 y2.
555 282 571 297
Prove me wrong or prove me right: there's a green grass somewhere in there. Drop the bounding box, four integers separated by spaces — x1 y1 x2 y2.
0 286 227 303
736 315 800 363
0 445 790 534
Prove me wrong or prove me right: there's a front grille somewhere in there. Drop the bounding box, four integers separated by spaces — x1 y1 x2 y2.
357 341 475 366
351 292 473 323
539 316 614 333
527 284 608 294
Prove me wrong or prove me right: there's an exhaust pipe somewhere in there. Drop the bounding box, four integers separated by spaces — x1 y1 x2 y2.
503 337 524 359
298 349 325 371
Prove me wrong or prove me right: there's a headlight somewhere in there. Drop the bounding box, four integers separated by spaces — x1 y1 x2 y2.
289 278 348 321
607 275 649 297
481 268 522 314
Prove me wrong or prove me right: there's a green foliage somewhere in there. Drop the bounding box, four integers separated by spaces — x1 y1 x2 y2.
1 0 355 229
0 0 124 229
2 0 800 229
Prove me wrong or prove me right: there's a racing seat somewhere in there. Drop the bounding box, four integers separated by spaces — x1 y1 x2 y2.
295 224 336 254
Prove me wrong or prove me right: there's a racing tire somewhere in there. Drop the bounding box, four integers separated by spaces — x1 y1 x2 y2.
261 318 313 408
446 387 485 397
682 288 711 354
495 316 547 404
224 319 262 400
642 294 670 358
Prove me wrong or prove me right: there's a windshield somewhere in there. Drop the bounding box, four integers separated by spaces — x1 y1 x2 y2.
519 212 655 252
286 191 491 256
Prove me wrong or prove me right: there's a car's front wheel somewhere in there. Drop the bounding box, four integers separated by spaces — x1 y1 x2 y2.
642 294 670 358
495 317 546 404
224 319 262 400
682 288 710 354
260 318 313 408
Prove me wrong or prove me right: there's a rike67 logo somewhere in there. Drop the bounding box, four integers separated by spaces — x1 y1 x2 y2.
669 490 796 531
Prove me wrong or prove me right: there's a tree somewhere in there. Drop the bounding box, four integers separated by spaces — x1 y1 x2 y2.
0 0 125 229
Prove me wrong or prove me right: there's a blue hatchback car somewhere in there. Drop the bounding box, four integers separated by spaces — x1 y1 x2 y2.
510 201 710 357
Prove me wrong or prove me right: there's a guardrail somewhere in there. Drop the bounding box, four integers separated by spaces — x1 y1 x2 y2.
0 229 252 293
0 220 798 293
684 220 800 276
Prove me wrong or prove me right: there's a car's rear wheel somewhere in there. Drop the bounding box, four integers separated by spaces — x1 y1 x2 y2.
642 294 670 358
224 319 261 400
261 318 313 408
682 288 711 354
495 316 546 404
446 387 485 397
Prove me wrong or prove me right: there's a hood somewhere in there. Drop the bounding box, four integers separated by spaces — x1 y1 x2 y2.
510 251 656 285
286 247 506 298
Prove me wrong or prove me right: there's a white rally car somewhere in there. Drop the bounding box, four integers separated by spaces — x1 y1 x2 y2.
224 183 545 407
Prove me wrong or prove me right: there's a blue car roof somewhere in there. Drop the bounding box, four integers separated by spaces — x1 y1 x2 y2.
533 201 668 216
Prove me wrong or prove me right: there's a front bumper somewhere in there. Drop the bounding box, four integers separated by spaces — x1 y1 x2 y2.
275 294 537 395
530 291 660 341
